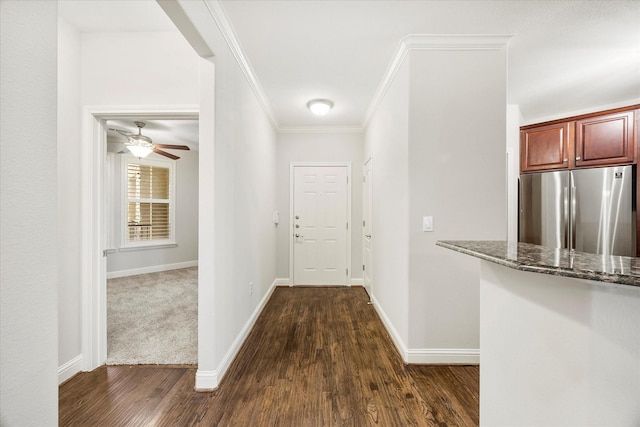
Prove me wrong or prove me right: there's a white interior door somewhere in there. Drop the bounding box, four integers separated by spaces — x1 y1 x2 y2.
293 166 348 285
362 159 373 296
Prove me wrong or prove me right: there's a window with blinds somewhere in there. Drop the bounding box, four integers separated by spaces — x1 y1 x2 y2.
122 157 175 246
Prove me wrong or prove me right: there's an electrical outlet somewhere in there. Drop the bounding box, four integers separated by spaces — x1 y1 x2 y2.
249 281 253 296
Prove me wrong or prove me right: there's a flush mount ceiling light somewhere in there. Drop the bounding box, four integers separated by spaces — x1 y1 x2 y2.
307 99 334 116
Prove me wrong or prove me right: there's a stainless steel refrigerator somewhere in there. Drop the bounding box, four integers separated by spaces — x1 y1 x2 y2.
519 165 636 257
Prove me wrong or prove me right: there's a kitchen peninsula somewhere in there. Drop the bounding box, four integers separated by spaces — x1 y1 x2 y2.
438 240 640 426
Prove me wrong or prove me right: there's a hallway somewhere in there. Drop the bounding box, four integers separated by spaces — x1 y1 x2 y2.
60 287 478 426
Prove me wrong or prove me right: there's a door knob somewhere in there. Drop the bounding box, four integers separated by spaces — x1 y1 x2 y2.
295 234 303 238
365 234 372 238
295 224 300 228
295 215 300 220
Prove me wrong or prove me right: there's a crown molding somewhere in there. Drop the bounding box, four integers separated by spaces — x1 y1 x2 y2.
202 0 279 129
188 8 512 134
361 38 410 130
403 34 512 51
362 34 512 129
277 126 364 134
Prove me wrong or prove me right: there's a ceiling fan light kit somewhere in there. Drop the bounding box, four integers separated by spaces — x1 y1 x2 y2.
127 144 154 159
112 121 191 160
127 122 154 158
307 99 334 116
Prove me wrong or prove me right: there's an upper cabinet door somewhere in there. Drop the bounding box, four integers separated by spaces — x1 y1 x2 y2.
521 122 572 172
575 111 634 167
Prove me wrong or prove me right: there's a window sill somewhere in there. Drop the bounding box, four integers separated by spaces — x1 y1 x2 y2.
119 243 178 252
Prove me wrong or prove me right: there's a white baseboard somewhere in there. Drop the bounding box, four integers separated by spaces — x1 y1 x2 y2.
195 370 217 391
273 277 290 286
370 294 409 363
407 348 480 364
279 278 361 287
196 277 278 390
107 260 198 279
58 354 83 385
369 295 479 365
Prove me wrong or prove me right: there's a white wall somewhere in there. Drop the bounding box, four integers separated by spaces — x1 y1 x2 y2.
480 261 640 426
1 1 59 425
363 60 411 351
363 41 508 362
106 149 199 275
81 32 200 106
210 39 278 373
168 0 279 388
276 132 364 280
407 49 507 357
506 104 522 242
58 17 83 378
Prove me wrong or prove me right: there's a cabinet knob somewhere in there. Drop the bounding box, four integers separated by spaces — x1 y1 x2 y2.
576 156 581 161
563 158 568 162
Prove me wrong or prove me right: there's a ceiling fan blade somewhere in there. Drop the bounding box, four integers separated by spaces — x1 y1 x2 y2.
109 128 133 137
154 144 191 151
153 147 180 160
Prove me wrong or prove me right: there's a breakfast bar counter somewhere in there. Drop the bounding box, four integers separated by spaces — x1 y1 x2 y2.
437 240 640 426
436 240 639 286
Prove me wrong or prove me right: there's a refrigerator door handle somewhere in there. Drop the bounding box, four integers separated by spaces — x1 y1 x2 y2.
571 185 577 251
563 187 569 249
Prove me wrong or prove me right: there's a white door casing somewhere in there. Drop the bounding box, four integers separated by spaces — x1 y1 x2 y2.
362 158 373 296
290 164 351 285
80 106 199 372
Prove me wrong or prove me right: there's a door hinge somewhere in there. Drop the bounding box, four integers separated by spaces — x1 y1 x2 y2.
363 264 365 271
347 176 349 184
363 220 365 227
346 222 349 230
363 176 366 182
346 268 349 276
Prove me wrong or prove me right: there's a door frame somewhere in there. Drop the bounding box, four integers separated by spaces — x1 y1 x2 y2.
289 162 352 286
80 105 199 371
362 157 373 298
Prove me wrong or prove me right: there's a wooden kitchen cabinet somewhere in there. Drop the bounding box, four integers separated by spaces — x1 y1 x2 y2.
520 105 638 173
520 122 572 172
575 110 634 167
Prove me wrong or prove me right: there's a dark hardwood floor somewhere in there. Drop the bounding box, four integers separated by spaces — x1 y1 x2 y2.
60 287 478 426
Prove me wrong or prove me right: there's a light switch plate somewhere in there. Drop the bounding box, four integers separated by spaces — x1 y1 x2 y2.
423 216 433 232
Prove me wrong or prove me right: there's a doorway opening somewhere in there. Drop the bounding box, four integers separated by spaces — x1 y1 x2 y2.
80 107 199 370
363 157 373 301
105 117 199 365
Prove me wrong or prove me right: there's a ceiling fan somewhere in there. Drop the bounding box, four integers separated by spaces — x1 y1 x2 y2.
110 121 190 160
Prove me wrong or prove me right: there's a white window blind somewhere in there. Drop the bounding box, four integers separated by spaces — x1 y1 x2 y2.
122 157 175 247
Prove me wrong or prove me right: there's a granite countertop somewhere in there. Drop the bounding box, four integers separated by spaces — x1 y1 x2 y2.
436 240 640 287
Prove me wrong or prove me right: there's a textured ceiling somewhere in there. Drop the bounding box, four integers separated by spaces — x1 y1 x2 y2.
220 0 640 126
59 0 640 129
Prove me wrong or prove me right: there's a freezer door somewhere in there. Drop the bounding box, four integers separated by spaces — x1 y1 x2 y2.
571 165 635 256
519 171 570 249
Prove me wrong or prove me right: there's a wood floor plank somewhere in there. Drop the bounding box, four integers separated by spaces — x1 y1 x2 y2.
60 287 478 426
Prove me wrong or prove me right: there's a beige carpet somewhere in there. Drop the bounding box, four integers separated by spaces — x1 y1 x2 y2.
106 267 197 365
